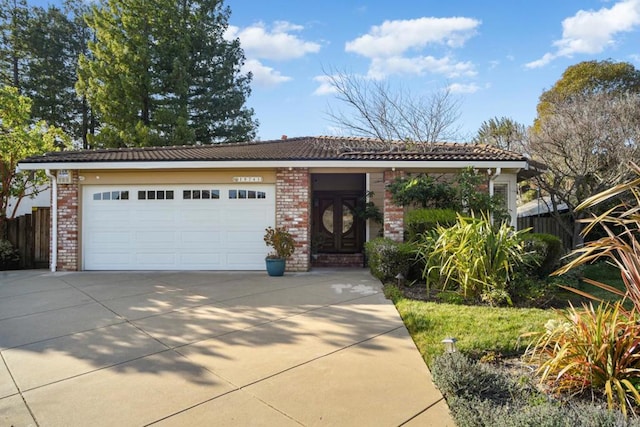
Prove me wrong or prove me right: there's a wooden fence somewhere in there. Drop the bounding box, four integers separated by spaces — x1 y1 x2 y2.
6 208 50 269
517 214 573 251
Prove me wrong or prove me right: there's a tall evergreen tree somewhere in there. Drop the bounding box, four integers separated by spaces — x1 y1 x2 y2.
0 0 30 90
25 6 77 134
77 0 257 147
1 0 95 147
64 0 98 148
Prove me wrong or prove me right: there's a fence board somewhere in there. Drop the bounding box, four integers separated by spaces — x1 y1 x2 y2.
33 208 50 268
5 208 50 269
518 215 573 251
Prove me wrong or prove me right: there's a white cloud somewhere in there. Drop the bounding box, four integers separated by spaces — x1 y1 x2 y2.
527 0 640 68
368 56 476 80
344 16 479 79
226 21 321 61
346 17 480 58
312 75 338 96
242 59 291 88
525 52 557 69
448 82 481 94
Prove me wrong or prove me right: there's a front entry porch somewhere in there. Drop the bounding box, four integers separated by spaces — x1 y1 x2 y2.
311 174 366 268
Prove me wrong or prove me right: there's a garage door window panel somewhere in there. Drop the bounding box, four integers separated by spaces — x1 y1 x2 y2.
138 190 174 200
183 189 220 200
229 189 266 200
92 190 129 201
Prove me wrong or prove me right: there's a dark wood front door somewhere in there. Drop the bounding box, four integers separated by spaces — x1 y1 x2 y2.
313 192 363 253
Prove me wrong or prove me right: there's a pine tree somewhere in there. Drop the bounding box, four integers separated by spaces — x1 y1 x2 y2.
78 0 257 147
0 0 30 90
25 6 77 135
1 0 95 147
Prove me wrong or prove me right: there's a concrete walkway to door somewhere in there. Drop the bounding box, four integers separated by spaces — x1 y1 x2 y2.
0 269 453 426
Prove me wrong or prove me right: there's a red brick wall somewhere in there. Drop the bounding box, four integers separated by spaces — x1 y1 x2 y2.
276 168 310 272
56 170 79 271
383 170 405 242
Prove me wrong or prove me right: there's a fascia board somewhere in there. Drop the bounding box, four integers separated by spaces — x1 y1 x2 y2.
18 159 529 170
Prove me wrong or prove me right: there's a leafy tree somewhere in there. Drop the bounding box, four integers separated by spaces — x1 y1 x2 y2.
528 91 640 248
0 85 69 237
77 0 257 147
527 60 640 248
387 173 456 209
387 168 509 222
324 68 462 145
534 60 640 131
474 116 527 153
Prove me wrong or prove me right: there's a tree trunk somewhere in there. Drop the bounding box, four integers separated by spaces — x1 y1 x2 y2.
572 214 585 249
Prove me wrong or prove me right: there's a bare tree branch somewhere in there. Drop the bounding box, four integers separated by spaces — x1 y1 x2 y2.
322 68 462 148
526 92 640 247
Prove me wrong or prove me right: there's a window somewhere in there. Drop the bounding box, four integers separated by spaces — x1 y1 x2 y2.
137 190 174 200
229 189 266 200
93 190 129 201
494 183 509 210
183 189 220 200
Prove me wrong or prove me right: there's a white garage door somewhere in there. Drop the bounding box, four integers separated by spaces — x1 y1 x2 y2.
82 184 275 270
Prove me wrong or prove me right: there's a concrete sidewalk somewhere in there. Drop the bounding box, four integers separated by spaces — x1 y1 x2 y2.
0 269 453 426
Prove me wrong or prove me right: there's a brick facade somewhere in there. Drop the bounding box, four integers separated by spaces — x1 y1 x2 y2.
56 170 79 271
383 170 405 242
276 168 310 272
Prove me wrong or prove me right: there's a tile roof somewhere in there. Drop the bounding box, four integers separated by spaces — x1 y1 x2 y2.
21 136 528 164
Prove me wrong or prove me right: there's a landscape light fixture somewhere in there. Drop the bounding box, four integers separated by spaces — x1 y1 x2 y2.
442 337 458 353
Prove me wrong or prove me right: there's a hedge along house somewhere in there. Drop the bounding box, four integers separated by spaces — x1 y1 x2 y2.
18 136 533 273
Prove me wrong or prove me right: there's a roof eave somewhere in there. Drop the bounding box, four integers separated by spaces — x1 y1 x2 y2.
18 159 530 171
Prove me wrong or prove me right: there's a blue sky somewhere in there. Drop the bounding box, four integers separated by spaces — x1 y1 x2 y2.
224 0 640 141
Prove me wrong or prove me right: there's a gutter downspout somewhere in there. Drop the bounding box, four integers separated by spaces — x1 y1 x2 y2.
45 169 57 272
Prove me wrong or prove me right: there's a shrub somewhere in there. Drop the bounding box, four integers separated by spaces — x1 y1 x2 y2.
432 352 637 427
386 173 457 209
405 208 457 241
432 352 515 403
0 240 20 270
263 227 295 258
526 302 640 416
522 233 564 277
555 161 640 312
451 398 637 427
364 238 415 282
417 214 528 305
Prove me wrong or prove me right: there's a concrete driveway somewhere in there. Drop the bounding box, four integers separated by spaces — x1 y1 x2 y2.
0 269 452 426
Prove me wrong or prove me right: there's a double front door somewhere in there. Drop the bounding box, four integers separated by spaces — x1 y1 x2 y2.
312 192 363 253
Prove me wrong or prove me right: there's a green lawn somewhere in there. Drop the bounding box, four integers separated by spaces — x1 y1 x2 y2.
553 261 629 306
391 261 628 367
393 295 558 366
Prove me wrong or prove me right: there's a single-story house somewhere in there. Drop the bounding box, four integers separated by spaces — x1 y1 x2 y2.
18 136 535 273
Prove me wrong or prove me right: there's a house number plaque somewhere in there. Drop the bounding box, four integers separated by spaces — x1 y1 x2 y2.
233 176 263 183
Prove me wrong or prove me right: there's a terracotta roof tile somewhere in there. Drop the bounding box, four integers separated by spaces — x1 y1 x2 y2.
20 136 527 164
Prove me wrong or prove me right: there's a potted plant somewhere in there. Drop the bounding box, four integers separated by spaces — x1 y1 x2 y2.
263 226 295 276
